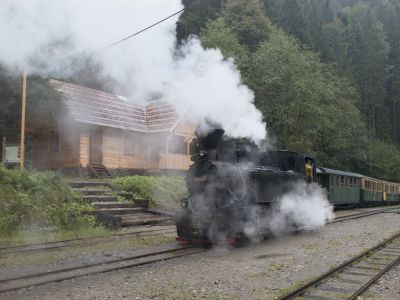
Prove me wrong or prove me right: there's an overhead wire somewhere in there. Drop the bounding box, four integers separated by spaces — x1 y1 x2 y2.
96 0 205 52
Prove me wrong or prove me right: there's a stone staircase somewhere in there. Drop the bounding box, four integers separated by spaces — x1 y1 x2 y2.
69 180 173 227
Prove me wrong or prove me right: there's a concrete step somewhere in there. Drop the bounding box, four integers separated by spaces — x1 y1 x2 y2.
95 207 146 215
83 195 118 202
120 215 172 226
92 202 139 209
69 181 111 188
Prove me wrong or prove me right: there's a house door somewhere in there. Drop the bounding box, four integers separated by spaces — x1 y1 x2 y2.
89 130 103 164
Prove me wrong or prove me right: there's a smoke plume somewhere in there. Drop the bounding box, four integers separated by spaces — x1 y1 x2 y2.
268 182 335 235
239 180 334 242
0 0 266 141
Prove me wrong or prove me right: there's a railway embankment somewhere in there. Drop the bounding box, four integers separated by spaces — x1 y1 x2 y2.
2 210 400 299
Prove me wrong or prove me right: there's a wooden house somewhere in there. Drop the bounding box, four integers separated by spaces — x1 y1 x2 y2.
29 80 197 177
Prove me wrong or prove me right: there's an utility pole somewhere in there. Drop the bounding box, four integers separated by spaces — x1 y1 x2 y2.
20 70 27 171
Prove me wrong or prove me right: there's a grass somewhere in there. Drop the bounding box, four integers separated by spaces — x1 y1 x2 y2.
0 226 112 247
0 166 96 235
112 175 187 210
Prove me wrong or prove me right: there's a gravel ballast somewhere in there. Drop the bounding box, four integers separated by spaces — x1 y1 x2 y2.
2 213 400 299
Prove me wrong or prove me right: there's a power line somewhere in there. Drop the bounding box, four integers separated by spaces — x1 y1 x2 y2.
98 0 204 51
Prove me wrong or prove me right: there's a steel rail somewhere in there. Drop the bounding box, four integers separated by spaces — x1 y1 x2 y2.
0 228 176 255
277 231 400 300
2 207 398 255
328 207 398 224
0 246 204 293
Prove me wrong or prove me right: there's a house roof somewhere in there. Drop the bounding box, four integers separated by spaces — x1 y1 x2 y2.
50 79 179 133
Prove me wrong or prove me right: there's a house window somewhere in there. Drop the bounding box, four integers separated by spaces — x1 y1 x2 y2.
50 130 60 153
124 136 135 156
168 135 186 154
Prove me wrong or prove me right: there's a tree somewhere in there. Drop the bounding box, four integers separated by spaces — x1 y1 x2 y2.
222 0 271 52
200 17 250 78
176 0 223 43
342 5 389 142
320 19 351 72
250 29 367 169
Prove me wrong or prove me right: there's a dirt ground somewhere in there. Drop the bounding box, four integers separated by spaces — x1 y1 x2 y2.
2 212 400 300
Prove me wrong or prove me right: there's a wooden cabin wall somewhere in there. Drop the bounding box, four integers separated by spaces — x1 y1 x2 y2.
80 126 194 171
79 129 89 167
159 153 191 170
32 125 80 169
158 121 196 170
89 127 163 170
173 121 197 137
31 121 197 172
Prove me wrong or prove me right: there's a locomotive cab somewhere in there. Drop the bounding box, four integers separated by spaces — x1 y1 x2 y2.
260 150 317 181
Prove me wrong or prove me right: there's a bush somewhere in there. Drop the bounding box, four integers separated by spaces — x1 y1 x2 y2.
112 176 187 209
0 166 94 235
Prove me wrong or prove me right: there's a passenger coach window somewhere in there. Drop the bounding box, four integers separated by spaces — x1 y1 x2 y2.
341 176 344 185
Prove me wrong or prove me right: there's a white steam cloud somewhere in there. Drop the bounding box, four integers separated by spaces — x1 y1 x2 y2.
268 182 335 235
0 0 266 141
240 181 334 243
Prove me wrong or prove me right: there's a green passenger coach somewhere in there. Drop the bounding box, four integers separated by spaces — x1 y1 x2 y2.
360 177 384 204
361 177 400 204
317 167 400 207
317 167 363 206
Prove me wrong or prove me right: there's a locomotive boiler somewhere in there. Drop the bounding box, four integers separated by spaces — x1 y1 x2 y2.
176 129 316 244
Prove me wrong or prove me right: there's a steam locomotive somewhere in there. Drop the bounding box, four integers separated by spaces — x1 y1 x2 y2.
176 129 316 244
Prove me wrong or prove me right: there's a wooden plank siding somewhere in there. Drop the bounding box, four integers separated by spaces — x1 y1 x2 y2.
32 123 196 171
79 130 89 167
32 125 80 169
102 128 150 169
173 121 197 136
159 153 191 170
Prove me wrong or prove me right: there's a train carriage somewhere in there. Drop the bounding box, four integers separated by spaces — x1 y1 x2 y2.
317 167 363 207
360 178 400 205
383 182 400 203
361 177 385 204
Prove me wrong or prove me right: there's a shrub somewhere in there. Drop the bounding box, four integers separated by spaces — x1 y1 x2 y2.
0 166 93 235
112 176 187 209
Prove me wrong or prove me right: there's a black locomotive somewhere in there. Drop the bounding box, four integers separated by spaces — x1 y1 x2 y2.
176 129 316 244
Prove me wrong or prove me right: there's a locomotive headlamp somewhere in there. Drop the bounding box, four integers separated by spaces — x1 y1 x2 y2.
181 198 188 208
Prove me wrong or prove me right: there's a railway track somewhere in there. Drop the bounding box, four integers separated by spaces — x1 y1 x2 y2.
0 246 204 293
277 231 400 300
328 207 400 224
2 207 398 256
0 227 176 255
